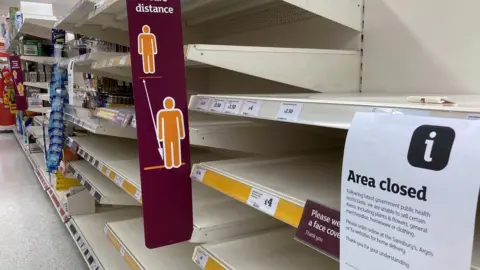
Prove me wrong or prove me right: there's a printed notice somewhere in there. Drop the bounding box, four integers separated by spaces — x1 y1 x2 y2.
295 200 340 259
340 113 480 270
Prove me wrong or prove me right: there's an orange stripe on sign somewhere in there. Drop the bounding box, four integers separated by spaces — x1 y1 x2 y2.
139 76 163 79
143 163 185 171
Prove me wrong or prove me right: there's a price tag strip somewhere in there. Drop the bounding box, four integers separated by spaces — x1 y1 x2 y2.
32 164 50 190
47 188 69 223
69 162 104 203
192 247 226 270
105 225 142 270
190 165 303 227
67 221 103 270
76 145 142 204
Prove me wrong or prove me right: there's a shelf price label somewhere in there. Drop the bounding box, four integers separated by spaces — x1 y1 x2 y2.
114 175 124 186
120 246 126 257
191 167 206 182
108 59 115 66
247 188 279 216
194 250 209 269
120 55 129 65
223 99 243 115
130 116 137 128
276 102 303 122
240 100 262 117
134 189 142 201
209 99 226 112
195 97 211 111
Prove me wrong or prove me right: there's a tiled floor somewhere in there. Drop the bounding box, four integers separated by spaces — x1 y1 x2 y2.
0 132 86 269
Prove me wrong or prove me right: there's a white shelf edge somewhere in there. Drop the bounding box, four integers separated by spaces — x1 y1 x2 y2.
24 82 49 90
21 56 57 65
188 93 480 130
64 113 137 139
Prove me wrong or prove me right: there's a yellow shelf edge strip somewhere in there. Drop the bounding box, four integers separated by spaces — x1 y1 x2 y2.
199 166 303 228
106 227 142 270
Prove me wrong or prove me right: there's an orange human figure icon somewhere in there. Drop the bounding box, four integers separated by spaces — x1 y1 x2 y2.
156 97 185 169
138 25 157 74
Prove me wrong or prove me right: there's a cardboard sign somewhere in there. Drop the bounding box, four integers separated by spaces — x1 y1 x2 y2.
8 56 27 110
295 200 340 259
340 113 479 270
126 0 193 248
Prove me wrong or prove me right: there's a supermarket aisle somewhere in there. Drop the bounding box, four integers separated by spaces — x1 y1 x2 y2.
0 133 86 269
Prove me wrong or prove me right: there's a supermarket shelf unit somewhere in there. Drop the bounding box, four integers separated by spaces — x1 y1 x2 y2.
54 0 362 49
91 107 339 155
65 134 284 268
19 113 137 270
6 18 56 53
91 45 360 93
45 0 480 270
48 0 368 269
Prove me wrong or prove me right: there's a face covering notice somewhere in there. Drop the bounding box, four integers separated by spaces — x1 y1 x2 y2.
340 113 479 270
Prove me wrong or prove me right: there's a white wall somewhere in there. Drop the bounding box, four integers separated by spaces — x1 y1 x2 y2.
362 0 480 94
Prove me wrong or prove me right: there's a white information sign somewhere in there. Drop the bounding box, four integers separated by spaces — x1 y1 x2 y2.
340 113 479 270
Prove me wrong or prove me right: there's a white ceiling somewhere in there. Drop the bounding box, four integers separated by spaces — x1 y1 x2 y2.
0 0 77 17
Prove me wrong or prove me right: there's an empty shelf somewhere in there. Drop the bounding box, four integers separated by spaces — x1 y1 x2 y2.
55 0 129 47
189 93 479 129
66 207 141 270
185 45 360 92
70 135 141 202
68 160 140 206
105 217 198 270
190 181 282 243
193 228 338 270
192 154 342 228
